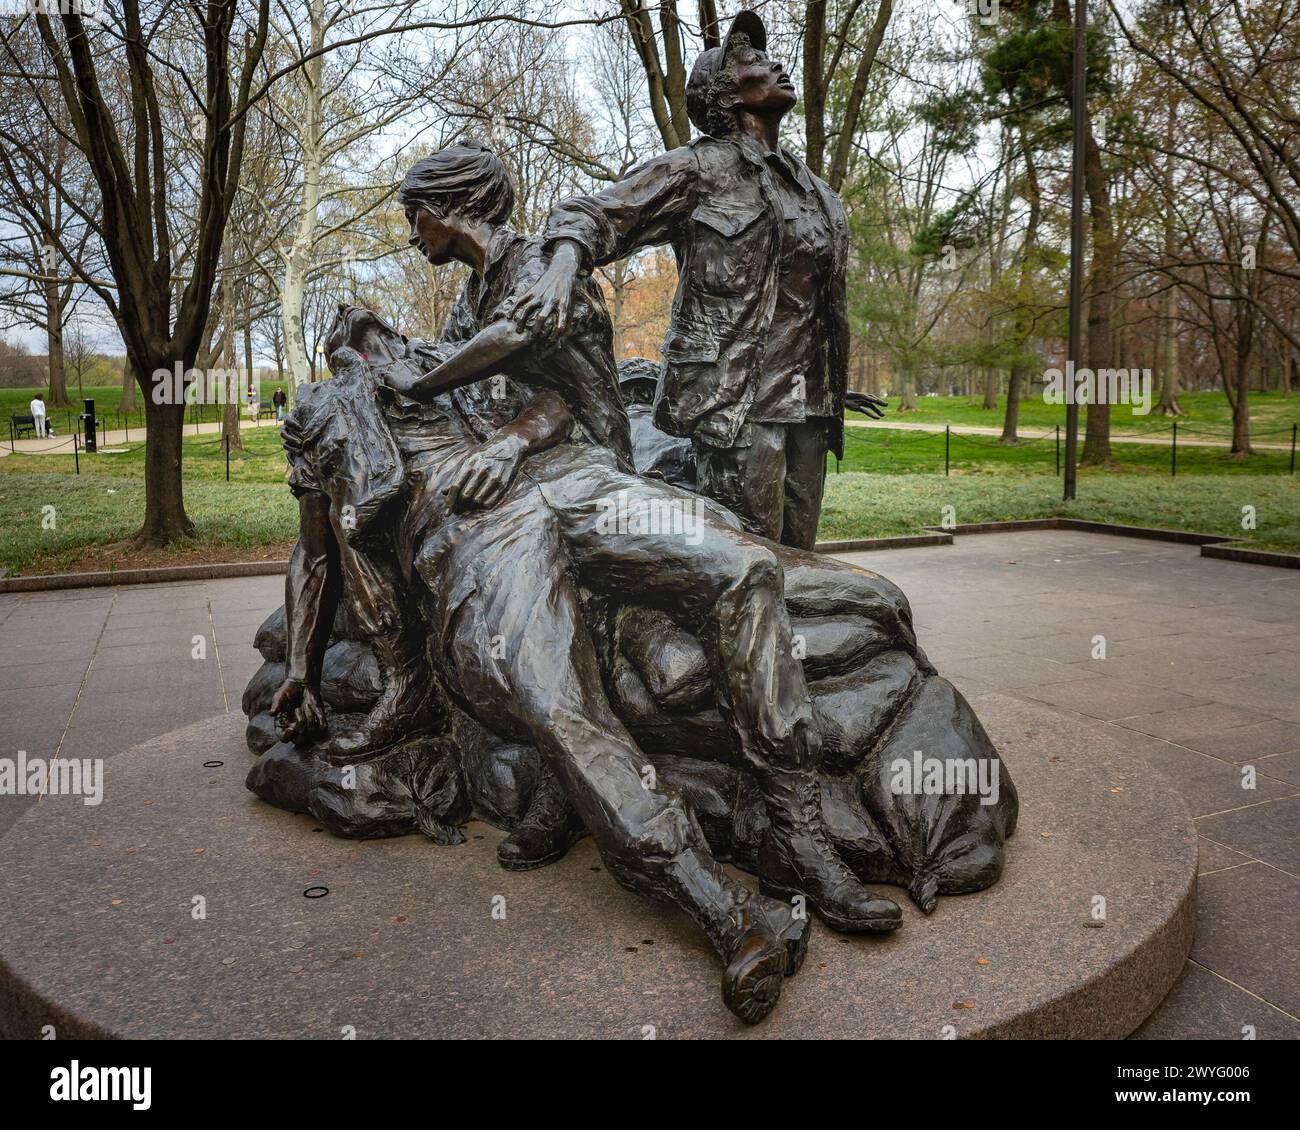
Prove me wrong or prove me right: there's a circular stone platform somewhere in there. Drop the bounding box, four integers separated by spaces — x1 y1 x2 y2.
0 692 1195 1039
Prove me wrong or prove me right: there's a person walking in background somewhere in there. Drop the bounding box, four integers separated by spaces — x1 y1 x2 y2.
30 393 48 437
272 385 287 422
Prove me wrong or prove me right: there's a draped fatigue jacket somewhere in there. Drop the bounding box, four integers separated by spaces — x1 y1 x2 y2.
543 133 851 459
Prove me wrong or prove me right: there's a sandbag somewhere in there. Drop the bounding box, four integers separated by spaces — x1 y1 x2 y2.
812 649 921 769
242 643 383 748
320 639 383 713
618 607 711 711
252 599 369 666
247 734 469 843
609 655 732 761
618 606 901 715
454 705 545 830
254 606 287 663
245 711 279 754
796 616 894 679
856 674 1018 912
242 660 284 718
627 402 696 489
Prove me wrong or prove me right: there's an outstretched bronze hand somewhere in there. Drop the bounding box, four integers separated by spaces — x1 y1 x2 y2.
845 391 888 419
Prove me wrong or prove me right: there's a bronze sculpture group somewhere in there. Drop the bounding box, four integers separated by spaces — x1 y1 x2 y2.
242 12 1017 1025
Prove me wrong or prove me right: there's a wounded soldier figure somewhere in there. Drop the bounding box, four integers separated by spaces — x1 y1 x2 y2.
243 141 1017 1026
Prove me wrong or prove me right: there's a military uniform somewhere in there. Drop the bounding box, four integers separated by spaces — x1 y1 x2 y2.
543 132 850 549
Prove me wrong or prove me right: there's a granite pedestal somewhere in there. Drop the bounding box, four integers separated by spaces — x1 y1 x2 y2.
0 694 1196 1039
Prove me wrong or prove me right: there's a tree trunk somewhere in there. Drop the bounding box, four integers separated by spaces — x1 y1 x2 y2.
658 1 690 144
280 0 325 394
1080 159 1114 465
610 259 627 360
243 315 255 408
1230 305 1254 456
119 356 136 412
221 284 243 452
620 0 683 150
899 371 917 411
1231 367 1252 454
1155 92 1184 416
982 368 998 409
1155 281 1184 415
1001 367 1024 442
1054 0 1115 465
138 397 194 545
827 0 895 191
803 0 827 178
44 280 70 408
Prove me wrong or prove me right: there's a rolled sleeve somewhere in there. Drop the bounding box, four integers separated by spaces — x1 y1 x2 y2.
282 414 321 498
542 148 700 271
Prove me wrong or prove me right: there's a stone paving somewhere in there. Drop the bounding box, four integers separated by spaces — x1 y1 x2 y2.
1 529 1296 1038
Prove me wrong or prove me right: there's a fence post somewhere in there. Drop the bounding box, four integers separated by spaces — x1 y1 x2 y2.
945 425 950 477
225 432 230 482
8 418 13 454
1171 420 1177 477
1055 424 1060 476
73 432 80 475
1291 423 1296 475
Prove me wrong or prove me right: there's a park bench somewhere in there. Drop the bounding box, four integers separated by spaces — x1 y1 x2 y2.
10 414 38 439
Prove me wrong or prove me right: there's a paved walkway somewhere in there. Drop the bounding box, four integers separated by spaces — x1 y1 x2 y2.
1 530 1297 1038
1 416 280 457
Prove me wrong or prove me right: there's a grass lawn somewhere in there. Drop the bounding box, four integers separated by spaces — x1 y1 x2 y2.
2 380 292 436
0 421 290 483
835 421 1299 476
1 417 1296 576
850 388 1300 443
0 427 297 575
0 472 298 575
820 471 1300 554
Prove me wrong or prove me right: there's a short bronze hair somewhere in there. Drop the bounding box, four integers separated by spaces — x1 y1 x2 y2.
702 32 755 138
398 140 514 226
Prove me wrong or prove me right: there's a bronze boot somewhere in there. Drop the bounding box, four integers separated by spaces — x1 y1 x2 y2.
663 847 810 1025
758 769 903 933
497 769 587 872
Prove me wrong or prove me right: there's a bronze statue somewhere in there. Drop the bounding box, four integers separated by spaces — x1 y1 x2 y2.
509 10 884 550
244 64 1018 1029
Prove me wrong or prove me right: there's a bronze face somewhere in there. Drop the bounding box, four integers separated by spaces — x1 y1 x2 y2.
727 46 797 116
406 205 455 265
